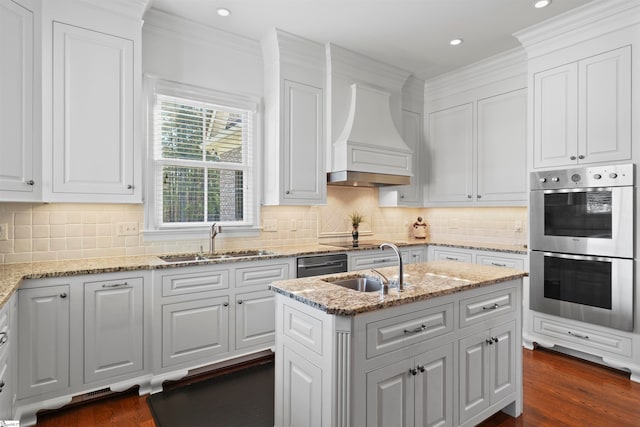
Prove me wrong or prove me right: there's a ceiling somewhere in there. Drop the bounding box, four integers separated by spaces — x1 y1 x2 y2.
147 0 591 80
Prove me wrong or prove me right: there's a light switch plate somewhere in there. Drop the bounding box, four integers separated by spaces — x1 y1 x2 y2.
0 223 8 241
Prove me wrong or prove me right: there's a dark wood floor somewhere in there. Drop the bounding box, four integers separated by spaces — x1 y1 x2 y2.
35 348 640 426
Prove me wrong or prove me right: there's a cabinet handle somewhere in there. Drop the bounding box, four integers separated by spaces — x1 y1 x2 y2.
490 262 507 267
400 195 405 199
127 184 133 189
237 300 243 305
404 324 427 334
412 254 419 258
568 331 589 340
493 337 499 343
467 195 472 199
60 293 67 299
223 302 229 307
485 338 494 345
374 259 393 264
0 380 5 392
102 282 128 288
578 155 585 160
417 365 425 373
570 155 577 160
26 180 35 186
445 256 460 261
482 303 500 311
0 332 7 346
477 194 482 199
285 190 290 194
408 368 418 376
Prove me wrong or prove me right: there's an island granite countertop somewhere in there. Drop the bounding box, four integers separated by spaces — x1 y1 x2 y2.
269 260 528 316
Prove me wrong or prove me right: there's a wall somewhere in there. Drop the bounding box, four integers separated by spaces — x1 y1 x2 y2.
0 187 527 264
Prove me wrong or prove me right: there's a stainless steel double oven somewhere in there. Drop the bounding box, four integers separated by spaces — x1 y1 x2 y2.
530 164 634 331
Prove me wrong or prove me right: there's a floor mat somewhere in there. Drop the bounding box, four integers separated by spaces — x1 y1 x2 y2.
147 361 274 427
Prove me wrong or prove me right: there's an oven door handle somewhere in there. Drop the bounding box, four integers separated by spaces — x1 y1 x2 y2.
539 186 616 194
540 251 618 263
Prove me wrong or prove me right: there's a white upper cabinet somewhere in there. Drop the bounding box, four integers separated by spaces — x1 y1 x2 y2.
533 46 631 169
0 0 39 201
427 103 474 204
50 22 138 201
262 29 326 205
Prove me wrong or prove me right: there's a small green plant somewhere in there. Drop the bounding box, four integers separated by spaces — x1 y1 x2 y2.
349 211 365 227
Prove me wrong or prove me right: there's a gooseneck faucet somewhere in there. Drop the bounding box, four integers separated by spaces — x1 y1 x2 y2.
209 223 222 253
380 242 404 291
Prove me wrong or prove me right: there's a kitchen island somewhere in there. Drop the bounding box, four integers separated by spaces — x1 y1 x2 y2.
270 260 526 427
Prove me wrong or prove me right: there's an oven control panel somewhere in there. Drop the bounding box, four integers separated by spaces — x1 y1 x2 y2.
530 163 634 190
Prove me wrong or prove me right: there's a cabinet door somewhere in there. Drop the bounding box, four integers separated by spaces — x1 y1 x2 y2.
235 290 275 350
83 278 144 384
0 0 36 198
17 285 70 398
477 89 527 202
0 352 10 420
401 248 426 265
161 296 229 368
459 332 491 423
578 46 631 164
427 103 473 203
533 63 578 168
282 346 323 427
414 344 453 427
282 80 325 204
491 322 516 405
52 22 135 199
366 357 415 427
379 110 422 206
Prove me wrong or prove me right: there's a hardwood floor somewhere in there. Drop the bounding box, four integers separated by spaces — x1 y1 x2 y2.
35 348 640 426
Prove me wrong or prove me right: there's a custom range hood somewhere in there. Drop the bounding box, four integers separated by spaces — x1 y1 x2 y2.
327 84 413 187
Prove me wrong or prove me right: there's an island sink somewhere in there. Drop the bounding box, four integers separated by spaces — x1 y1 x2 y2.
325 276 383 292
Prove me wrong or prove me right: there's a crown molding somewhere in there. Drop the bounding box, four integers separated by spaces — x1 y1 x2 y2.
143 8 261 58
261 28 325 72
425 47 526 100
326 43 411 93
402 75 425 114
515 0 640 59
80 0 150 19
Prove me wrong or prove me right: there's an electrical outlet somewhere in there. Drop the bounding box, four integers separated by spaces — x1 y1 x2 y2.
117 222 138 236
263 219 277 232
0 223 8 241
514 221 522 232
290 220 297 231
449 218 458 229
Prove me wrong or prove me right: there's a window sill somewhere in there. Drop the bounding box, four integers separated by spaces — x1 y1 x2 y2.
143 225 261 241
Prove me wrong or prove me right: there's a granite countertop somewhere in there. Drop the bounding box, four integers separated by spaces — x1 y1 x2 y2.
0 238 528 309
270 260 528 316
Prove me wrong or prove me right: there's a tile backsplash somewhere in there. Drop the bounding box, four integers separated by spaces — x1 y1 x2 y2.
0 188 527 264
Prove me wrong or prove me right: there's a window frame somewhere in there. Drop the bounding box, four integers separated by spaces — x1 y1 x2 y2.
143 77 262 239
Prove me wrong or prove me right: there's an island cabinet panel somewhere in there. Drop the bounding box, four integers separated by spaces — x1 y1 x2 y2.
273 271 523 427
235 290 275 350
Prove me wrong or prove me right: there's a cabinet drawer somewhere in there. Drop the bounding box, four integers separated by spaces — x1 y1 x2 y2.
236 263 290 289
476 254 524 270
533 315 632 357
283 305 323 355
161 268 230 297
431 248 472 263
366 303 454 359
460 287 516 328
349 251 399 271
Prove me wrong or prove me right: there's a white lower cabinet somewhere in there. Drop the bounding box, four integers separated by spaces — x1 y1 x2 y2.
274 278 523 427
459 322 516 424
428 246 526 271
366 344 453 427
0 294 16 420
348 246 427 271
235 289 276 350
15 272 150 426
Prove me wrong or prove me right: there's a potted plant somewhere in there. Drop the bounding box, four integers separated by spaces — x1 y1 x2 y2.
349 211 365 247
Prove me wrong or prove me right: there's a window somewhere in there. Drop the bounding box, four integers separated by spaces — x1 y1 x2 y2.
146 79 258 235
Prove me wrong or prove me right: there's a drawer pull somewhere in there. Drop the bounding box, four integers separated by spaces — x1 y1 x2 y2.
490 262 507 267
374 259 393 264
223 302 229 307
408 368 418 376
102 282 128 288
404 324 427 334
568 331 589 340
0 332 7 346
0 380 4 392
482 303 500 311
445 256 460 261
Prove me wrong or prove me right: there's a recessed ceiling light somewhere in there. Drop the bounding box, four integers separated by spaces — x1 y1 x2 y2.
217 8 231 17
450 38 463 46
534 0 551 8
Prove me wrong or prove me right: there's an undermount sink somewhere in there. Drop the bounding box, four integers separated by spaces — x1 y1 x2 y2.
325 276 383 293
160 250 276 263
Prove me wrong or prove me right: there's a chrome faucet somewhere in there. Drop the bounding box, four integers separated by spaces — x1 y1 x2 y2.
379 242 404 291
371 269 390 295
209 223 221 253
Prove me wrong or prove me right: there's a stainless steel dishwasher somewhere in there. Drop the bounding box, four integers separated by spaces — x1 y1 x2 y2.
296 253 348 278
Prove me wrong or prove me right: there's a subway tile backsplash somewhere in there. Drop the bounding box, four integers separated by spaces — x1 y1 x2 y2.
0 190 527 264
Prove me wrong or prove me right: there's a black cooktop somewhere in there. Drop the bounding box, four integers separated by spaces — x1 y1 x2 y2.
322 242 382 249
